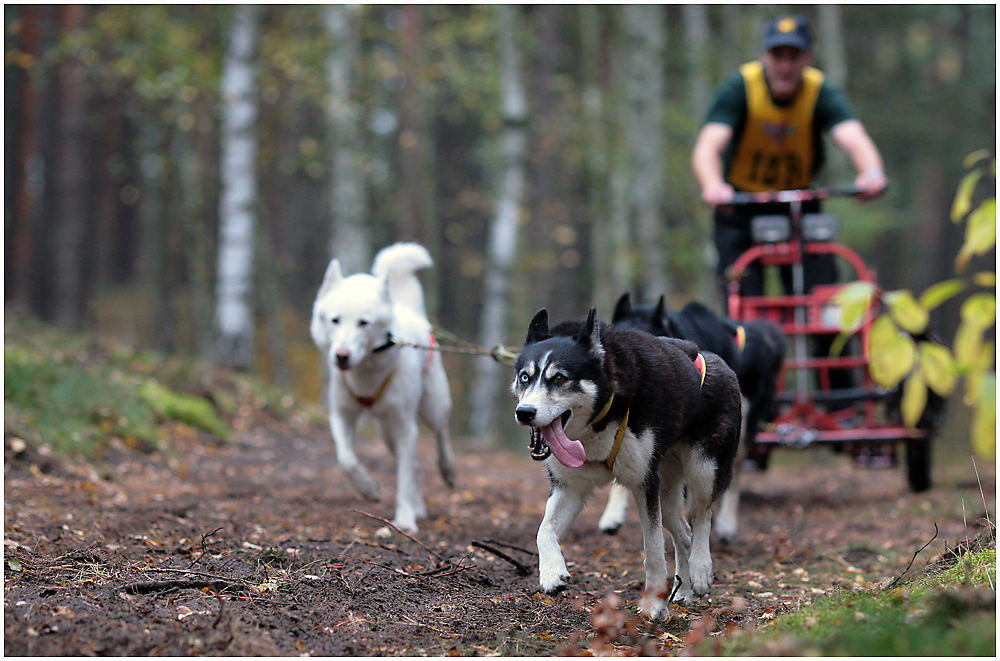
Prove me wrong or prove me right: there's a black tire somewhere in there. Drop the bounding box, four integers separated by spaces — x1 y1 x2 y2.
905 441 933 492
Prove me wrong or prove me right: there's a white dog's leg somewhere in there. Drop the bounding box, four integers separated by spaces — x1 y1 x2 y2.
714 396 748 543
597 482 630 534
660 472 694 603
329 413 380 502
537 484 586 593
384 415 424 532
686 453 719 597
419 361 456 488
631 483 670 619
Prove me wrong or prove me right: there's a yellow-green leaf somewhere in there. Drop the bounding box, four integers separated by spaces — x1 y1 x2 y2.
960 293 996 331
834 281 876 331
954 320 984 367
901 371 927 429
883 290 929 334
918 341 957 397
962 148 993 170
962 198 997 255
972 271 996 288
918 279 965 311
868 316 916 389
951 169 982 222
970 374 996 460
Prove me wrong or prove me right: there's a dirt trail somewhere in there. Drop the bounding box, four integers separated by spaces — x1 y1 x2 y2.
4 421 994 656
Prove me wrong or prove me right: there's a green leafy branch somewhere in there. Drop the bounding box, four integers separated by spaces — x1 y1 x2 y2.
835 151 995 458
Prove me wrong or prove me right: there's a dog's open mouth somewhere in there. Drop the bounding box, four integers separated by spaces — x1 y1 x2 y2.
531 410 586 469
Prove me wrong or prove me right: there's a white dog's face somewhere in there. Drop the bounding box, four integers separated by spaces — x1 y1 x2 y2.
311 259 393 371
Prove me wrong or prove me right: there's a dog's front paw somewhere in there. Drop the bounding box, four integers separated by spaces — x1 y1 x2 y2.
539 561 571 593
638 590 668 620
689 557 714 597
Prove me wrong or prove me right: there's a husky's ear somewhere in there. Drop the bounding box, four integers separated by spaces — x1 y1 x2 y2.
317 258 344 300
577 307 605 360
310 304 329 350
612 292 632 322
525 309 551 344
653 295 667 325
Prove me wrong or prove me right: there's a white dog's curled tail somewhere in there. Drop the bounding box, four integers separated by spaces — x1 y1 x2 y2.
371 242 433 315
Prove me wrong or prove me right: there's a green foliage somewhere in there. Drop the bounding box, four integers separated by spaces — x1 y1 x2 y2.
836 152 996 457
3 314 233 458
714 549 996 656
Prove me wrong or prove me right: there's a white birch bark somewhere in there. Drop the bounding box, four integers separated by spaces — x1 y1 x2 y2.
469 5 528 441
215 4 261 369
323 4 370 274
623 5 669 299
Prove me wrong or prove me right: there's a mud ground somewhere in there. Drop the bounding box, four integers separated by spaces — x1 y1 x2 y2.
4 416 994 656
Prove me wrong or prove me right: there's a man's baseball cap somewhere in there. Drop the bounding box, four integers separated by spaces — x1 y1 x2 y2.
762 15 813 51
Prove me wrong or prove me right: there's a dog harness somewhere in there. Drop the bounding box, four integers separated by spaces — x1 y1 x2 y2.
735 325 746 353
343 370 396 409
695 353 708 388
588 393 631 471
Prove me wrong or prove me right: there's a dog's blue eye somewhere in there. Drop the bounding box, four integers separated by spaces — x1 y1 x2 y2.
519 372 529 384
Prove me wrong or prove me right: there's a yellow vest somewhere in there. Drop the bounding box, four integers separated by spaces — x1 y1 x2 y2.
728 61 824 192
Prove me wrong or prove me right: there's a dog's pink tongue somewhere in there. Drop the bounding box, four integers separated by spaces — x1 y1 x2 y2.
540 417 586 468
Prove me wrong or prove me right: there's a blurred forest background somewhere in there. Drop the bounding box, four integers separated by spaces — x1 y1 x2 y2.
4 5 996 444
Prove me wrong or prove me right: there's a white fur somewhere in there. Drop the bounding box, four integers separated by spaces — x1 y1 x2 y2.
311 243 455 533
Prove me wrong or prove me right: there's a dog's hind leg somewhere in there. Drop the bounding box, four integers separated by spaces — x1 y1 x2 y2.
685 450 719 598
597 482 630 534
537 483 587 593
631 477 670 619
419 361 456 488
329 414 380 503
659 468 694 603
713 396 749 543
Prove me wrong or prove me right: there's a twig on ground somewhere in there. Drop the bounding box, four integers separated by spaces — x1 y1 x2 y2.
482 538 537 556
122 579 232 595
186 527 225 569
471 540 531 576
886 522 939 590
351 509 445 562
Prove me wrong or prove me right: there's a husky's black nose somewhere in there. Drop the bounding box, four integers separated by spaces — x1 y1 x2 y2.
515 405 536 424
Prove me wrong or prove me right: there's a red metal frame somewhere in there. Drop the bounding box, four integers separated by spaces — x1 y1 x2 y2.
727 219 928 452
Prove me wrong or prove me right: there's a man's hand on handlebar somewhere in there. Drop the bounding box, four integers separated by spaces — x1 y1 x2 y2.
701 181 735 207
853 168 888 200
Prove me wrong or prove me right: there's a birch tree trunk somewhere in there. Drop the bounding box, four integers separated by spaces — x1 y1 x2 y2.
816 5 851 182
323 4 369 274
622 5 669 300
682 5 710 119
469 5 528 441
215 4 261 369
52 4 88 328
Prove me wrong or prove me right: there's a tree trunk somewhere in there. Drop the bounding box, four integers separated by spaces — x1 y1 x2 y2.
215 4 261 369
398 4 422 244
51 4 89 329
816 5 851 182
5 5 40 306
622 5 669 301
469 5 528 442
682 5 710 119
323 4 369 274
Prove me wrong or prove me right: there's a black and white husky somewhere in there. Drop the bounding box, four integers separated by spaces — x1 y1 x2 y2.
511 308 741 615
310 243 455 533
600 293 785 542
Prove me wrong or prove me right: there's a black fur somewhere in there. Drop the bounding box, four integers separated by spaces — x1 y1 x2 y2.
612 293 785 446
521 308 742 499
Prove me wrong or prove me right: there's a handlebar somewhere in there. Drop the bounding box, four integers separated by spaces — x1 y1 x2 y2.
727 185 863 206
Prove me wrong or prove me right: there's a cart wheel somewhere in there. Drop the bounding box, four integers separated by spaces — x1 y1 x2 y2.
905 441 933 492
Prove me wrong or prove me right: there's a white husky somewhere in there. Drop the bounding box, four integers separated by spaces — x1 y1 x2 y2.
310 243 456 532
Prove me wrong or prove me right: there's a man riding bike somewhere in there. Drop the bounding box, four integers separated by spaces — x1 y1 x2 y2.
691 14 888 301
